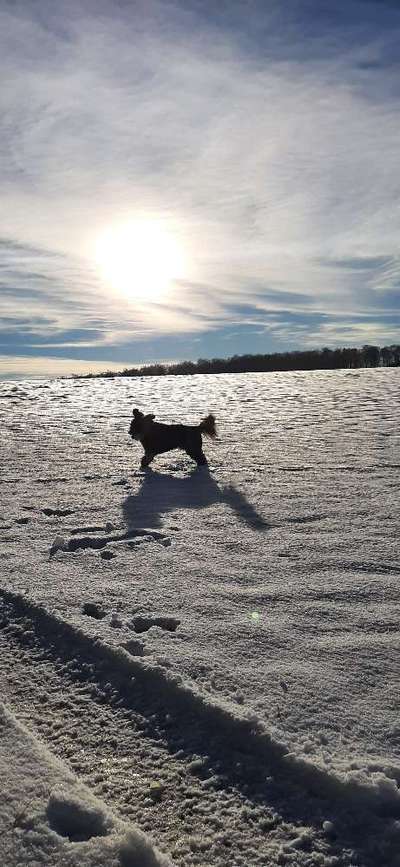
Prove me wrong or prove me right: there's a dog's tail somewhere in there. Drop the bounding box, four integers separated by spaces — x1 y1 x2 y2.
199 413 217 439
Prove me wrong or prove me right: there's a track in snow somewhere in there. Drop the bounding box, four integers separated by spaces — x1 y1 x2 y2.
0 591 396 867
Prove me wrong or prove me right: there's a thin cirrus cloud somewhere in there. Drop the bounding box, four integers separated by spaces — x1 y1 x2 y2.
0 0 399 377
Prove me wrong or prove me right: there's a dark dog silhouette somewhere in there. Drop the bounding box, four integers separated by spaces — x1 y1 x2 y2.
129 408 217 468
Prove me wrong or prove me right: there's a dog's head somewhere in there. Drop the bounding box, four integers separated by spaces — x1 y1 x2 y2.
129 408 155 440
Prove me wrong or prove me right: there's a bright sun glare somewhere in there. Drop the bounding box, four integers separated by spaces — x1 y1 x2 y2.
93 219 185 302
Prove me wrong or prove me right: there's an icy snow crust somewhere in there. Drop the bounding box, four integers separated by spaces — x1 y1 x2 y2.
1 368 399 866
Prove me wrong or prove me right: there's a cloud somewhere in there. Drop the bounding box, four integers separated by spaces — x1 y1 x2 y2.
1 0 400 374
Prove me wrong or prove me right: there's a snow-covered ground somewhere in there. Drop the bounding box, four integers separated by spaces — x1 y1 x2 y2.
1 368 399 866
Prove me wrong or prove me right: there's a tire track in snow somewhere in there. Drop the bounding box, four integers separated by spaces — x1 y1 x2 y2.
0 589 397 867
0 594 299 867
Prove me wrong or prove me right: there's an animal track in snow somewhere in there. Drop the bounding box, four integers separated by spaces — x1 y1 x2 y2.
82 602 106 620
131 615 180 634
70 525 107 535
82 604 180 632
43 507 74 517
65 527 169 553
122 638 145 656
46 790 111 842
35 477 69 484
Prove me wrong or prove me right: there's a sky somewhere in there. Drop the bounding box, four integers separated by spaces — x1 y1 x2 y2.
1 0 400 378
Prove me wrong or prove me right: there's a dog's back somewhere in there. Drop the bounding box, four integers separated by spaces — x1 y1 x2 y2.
141 421 200 455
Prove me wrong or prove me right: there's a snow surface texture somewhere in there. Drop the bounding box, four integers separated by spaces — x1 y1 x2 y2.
0 368 399 866
0 703 172 866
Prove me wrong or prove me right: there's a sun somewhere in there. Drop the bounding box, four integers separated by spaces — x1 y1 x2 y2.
93 219 185 302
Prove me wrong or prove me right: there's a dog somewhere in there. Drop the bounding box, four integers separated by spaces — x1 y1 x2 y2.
129 408 217 468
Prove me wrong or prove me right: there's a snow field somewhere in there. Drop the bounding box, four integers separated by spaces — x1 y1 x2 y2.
1 368 399 865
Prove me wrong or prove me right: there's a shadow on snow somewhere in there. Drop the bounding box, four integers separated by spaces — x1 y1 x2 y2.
122 466 269 531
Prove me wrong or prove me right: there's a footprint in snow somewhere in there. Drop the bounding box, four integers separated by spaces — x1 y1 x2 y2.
82 602 106 620
122 638 144 656
131 615 180 634
43 507 74 517
46 790 111 842
66 527 170 553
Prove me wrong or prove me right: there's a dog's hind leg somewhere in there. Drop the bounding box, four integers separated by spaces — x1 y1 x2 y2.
140 451 155 469
186 448 208 466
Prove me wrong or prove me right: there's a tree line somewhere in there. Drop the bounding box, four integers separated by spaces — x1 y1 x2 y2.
73 344 400 379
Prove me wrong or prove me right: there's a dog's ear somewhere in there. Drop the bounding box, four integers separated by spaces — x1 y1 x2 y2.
132 408 143 418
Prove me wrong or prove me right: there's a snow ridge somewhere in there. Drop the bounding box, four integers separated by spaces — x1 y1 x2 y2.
0 702 174 866
1 586 399 820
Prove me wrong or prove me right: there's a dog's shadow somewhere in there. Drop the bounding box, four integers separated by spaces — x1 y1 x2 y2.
122 467 269 532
